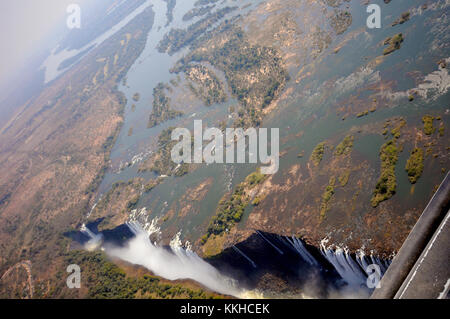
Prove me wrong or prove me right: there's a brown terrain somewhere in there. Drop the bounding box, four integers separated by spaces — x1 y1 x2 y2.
133 0 449 261
0 0 448 298
0 8 174 297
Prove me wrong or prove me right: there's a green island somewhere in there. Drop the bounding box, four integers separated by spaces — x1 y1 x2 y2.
194 0 220 6
171 23 289 128
392 11 410 26
356 110 369 118
201 169 267 245
183 5 214 21
157 6 238 55
310 142 326 166
383 33 404 55
439 123 445 136
334 135 354 156
144 177 163 193
139 127 190 177
422 115 435 135
132 93 140 102
148 82 183 128
329 9 352 35
126 194 141 211
405 148 424 184
163 0 177 26
184 64 227 106
338 170 350 187
382 118 406 139
390 118 406 139
371 140 399 207
87 179 143 231
320 176 336 219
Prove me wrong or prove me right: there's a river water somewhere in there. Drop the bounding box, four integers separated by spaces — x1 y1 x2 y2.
53 0 449 248
68 0 449 297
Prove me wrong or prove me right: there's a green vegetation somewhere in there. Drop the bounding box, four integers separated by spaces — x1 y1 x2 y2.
64 251 217 299
338 170 350 187
383 33 404 55
148 82 183 128
390 118 406 139
153 127 181 175
245 169 267 186
0 7 158 298
371 140 399 207
439 124 445 137
183 5 214 21
252 196 262 206
202 169 267 244
356 110 369 118
93 180 142 215
171 24 289 128
184 65 227 106
140 127 190 177
126 194 140 211
405 148 424 184
422 115 435 135
383 118 406 139
320 177 335 219
174 163 190 177
329 9 352 35
310 142 326 166
334 135 354 156
392 12 410 26
144 179 161 193
203 184 247 243
163 0 176 26
194 0 220 6
157 6 238 55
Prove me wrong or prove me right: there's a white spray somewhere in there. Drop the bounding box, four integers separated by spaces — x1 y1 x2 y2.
320 238 391 288
106 220 243 297
81 224 103 251
285 236 318 266
320 238 367 287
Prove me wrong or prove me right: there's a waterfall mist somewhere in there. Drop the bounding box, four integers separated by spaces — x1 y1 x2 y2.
79 208 392 299
105 222 243 298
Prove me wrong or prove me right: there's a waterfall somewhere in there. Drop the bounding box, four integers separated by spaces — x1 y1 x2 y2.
356 249 371 275
320 239 392 288
86 195 101 219
320 246 367 287
107 220 243 297
80 224 103 251
284 236 318 266
128 207 162 243
232 246 257 268
256 230 284 255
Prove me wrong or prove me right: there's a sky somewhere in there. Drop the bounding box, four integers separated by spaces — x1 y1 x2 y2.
0 0 90 88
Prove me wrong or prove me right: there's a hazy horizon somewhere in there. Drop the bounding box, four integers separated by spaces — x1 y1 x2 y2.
0 0 92 92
